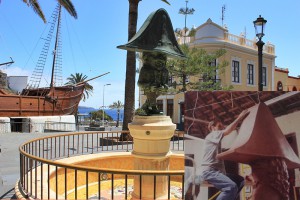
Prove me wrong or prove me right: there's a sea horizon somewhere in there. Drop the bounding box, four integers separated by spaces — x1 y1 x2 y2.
78 106 124 121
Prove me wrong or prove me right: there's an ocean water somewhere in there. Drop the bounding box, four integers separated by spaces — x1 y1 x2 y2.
78 106 124 121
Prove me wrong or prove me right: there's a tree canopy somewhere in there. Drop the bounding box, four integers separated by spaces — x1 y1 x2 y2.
109 101 124 111
167 44 231 91
122 0 171 133
90 110 113 121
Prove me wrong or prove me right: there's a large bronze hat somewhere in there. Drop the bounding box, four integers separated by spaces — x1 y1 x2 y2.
117 8 186 59
217 102 300 169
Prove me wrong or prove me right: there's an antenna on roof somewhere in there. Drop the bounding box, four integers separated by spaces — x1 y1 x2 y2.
244 26 247 38
221 4 226 27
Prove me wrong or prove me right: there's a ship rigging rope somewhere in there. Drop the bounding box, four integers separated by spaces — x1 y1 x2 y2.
64 10 77 73
0 9 50 72
64 10 93 73
0 32 12 64
23 19 50 70
27 5 60 89
0 12 27 61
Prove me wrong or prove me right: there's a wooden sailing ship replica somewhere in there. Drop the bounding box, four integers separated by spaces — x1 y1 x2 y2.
0 5 104 117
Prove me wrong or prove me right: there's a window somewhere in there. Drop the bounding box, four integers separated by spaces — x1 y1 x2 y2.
203 59 217 83
232 60 240 83
247 64 254 85
209 59 217 67
167 99 174 120
293 86 297 91
277 81 283 91
168 75 173 84
262 67 267 86
180 102 185 118
168 75 175 87
156 100 163 113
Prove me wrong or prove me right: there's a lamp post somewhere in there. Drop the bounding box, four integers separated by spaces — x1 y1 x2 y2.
102 83 111 127
253 15 267 91
179 0 194 91
179 0 195 44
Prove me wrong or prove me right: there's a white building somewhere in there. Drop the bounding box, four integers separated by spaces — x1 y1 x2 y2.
7 76 28 93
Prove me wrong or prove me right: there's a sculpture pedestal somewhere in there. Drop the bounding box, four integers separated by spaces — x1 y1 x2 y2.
128 115 176 199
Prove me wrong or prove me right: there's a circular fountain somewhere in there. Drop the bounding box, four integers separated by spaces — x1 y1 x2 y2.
17 129 184 200
42 115 183 200
129 115 177 199
46 152 184 199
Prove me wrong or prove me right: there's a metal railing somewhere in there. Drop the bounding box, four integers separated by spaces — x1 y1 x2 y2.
178 32 275 55
44 121 76 132
19 131 185 199
0 121 77 133
225 33 275 54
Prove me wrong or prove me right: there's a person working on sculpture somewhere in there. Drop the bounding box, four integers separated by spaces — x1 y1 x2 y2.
200 109 249 200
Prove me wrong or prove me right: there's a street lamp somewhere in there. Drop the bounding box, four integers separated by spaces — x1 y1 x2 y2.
179 0 194 90
102 83 111 127
253 15 267 91
179 0 195 44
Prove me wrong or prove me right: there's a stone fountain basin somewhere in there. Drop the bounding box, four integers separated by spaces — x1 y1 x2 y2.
48 152 184 196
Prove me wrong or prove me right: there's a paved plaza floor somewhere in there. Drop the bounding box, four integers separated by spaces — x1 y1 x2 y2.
0 131 65 199
0 126 123 199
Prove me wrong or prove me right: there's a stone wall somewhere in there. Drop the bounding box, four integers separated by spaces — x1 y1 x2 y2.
0 71 8 88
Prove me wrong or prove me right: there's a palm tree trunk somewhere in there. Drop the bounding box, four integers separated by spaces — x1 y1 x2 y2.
116 110 120 127
121 0 140 140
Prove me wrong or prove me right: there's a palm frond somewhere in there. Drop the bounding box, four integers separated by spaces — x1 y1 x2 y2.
109 100 124 110
25 0 46 23
161 0 170 5
57 0 78 19
65 73 93 102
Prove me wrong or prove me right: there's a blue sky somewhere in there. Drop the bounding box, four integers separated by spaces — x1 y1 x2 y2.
0 0 299 109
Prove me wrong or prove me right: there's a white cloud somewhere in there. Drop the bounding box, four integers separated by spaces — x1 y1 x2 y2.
2 66 31 77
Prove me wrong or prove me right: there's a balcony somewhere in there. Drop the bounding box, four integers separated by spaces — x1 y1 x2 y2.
178 33 275 55
224 32 275 55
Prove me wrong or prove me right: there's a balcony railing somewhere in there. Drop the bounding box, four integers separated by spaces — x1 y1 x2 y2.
224 33 275 54
177 32 275 55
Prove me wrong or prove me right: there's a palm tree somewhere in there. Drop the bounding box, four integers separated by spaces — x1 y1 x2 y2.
109 101 124 127
65 73 93 102
21 0 77 23
122 0 171 134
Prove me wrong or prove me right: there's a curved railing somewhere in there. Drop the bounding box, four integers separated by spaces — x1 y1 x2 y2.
18 131 185 199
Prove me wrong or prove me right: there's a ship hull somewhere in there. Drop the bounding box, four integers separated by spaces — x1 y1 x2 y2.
0 84 85 117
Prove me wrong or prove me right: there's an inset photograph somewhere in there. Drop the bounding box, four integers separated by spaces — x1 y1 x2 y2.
184 91 300 200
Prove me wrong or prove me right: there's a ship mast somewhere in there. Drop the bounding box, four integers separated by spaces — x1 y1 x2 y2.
27 4 61 89
50 5 62 88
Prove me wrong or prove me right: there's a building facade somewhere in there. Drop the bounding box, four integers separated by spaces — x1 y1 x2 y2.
274 67 300 91
138 18 300 127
